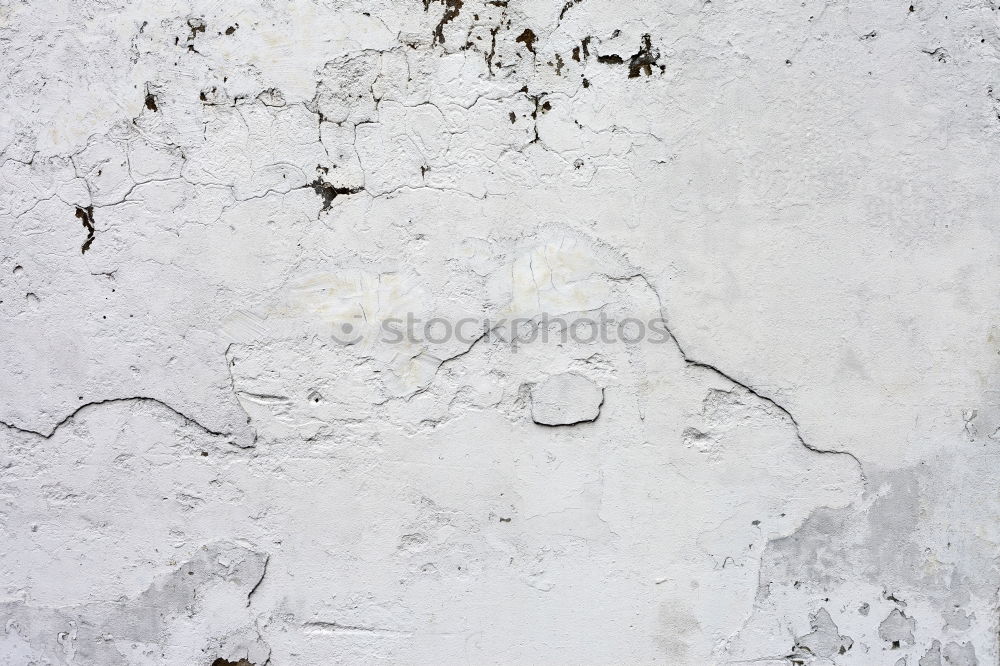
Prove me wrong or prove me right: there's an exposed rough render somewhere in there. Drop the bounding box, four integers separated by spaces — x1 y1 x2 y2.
1 0 998 664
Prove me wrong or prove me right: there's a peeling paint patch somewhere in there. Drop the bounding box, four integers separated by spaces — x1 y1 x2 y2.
530 372 603 425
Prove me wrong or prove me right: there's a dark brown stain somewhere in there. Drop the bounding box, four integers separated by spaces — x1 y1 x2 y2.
627 34 660 78
516 28 537 53
75 206 95 254
425 0 464 45
187 17 206 40
309 178 363 211
558 0 584 20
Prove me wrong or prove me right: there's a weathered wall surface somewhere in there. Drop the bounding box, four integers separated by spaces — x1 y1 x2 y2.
1 0 998 663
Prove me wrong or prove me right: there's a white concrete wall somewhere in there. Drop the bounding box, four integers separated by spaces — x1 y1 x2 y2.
1 0 998 664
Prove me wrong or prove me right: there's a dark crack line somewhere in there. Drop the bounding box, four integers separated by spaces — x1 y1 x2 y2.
398 327 494 404
531 387 605 428
246 554 269 607
0 396 229 440
628 273 866 481
303 621 411 636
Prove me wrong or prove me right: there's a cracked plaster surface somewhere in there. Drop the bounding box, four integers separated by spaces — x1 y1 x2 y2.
1 0 998 663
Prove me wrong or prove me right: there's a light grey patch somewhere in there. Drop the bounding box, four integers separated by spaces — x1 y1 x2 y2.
754 505 855 597
941 641 977 666
879 608 916 648
865 472 924 583
919 640 942 666
0 542 268 665
942 605 973 632
757 465 971 604
656 603 700 662
203 627 270 666
791 607 853 659
530 372 603 426
744 459 1000 666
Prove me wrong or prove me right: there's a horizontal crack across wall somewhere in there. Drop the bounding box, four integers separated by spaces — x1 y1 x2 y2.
0 396 230 440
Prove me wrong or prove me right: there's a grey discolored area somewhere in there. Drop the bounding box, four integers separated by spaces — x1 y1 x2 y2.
791 608 854 660
0 543 269 665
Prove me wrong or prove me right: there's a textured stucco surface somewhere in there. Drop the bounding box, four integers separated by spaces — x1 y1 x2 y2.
2 0 999 663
